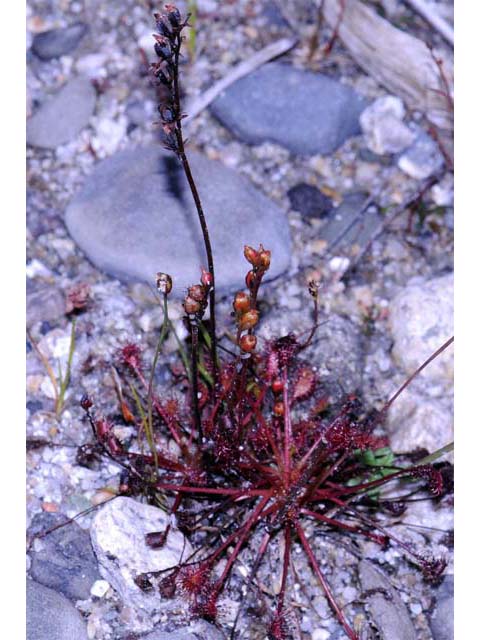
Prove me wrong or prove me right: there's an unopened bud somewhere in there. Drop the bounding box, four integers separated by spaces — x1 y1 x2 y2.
80 394 93 411
201 268 213 288
271 378 284 394
156 272 173 295
239 334 257 352
238 309 259 331
233 291 250 315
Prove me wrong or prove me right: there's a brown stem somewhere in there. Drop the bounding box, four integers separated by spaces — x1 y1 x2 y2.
171 33 218 391
189 318 203 443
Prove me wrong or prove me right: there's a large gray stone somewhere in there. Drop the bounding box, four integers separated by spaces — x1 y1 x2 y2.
143 620 225 639
90 497 192 631
389 273 454 389
429 575 453 640
28 512 101 601
358 560 416 640
31 23 89 60
65 146 291 295
210 62 366 155
26 580 88 640
27 76 96 149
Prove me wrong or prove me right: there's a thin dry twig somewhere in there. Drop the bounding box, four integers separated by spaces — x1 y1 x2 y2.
403 0 454 47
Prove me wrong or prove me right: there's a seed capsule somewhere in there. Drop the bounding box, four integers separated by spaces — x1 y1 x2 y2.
188 284 206 303
184 296 201 315
245 270 256 290
239 334 257 352
233 291 250 314
238 309 259 331
244 245 260 267
259 248 271 270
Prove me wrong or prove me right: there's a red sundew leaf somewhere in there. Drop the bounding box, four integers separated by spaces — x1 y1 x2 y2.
292 367 316 402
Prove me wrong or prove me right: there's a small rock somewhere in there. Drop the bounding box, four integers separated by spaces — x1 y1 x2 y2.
287 183 333 219
31 22 89 60
27 76 96 149
389 273 453 389
90 497 193 629
431 173 454 207
27 580 88 640
210 62 366 155
398 130 444 179
75 52 108 78
28 512 101 601
429 575 454 640
90 579 110 598
27 286 65 328
360 96 415 155
358 560 416 640
126 99 155 128
319 193 383 257
65 146 291 294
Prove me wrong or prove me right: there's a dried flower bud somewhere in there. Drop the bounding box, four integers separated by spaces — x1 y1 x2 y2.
233 291 250 315
154 13 173 37
201 268 213 288
273 401 284 417
184 296 201 315
156 272 173 295
165 4 182 27
308 280 319 299
66 282 91 314
245 270 256 290
244 245 260 267
239 334 257 352
153 34 172 60
238 309 259 331
188 284 206 303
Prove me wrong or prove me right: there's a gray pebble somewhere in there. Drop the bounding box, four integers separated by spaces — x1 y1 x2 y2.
319 192 383 256
27 286 65 328
210 62 366 155
65 145 291 295
27 76 96 149
31 23 89 60
27 580 88 640
359 560 416 640
398 130 444 180
287 183 333 219
28 512 101 601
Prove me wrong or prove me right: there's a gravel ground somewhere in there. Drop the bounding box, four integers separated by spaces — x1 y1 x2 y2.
26 1 454 639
